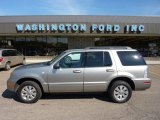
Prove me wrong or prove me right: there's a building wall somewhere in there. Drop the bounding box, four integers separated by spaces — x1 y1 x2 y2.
0 16 159 57
0 23 160 36
0 16 160 36
68 37 94 49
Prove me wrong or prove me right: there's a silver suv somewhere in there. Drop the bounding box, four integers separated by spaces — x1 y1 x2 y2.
0 49 25 70
7 47 151 103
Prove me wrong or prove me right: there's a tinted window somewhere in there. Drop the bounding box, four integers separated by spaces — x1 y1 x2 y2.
104 52 112 66
117 51 146 66
85 52 103 67
15 50 22 56
9 50 16 56
2 50 9 56
59 52 83 68
2 50 17 56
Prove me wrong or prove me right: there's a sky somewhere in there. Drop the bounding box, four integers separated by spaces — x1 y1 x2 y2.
0 0 159 16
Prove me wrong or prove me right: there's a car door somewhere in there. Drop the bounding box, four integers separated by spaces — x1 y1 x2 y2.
83 51 117 92
48 52 84 92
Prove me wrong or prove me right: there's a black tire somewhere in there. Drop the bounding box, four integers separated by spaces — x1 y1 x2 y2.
17 81 42 103
108 81 132 103
5 62 11 71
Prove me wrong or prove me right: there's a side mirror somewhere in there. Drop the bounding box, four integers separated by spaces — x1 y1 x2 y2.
54 63 60 69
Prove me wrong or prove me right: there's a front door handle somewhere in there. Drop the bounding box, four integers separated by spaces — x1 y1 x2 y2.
73 70 81 73
106 69 114 72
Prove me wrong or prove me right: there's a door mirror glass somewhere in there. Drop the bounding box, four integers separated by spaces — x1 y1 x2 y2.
53 63 60 69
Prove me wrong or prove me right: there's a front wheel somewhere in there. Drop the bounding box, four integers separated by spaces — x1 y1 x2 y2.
17 81 42 103
108 81 132 103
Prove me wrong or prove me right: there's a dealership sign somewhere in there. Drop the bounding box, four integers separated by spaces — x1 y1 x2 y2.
16 24 145 33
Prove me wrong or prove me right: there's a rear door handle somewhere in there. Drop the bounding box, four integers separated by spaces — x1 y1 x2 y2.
106 69 114 72
73 70 81 73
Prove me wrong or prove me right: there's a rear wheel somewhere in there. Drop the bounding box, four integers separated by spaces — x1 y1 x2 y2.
17 81 42 103
108 81 132 103
5 62 11 71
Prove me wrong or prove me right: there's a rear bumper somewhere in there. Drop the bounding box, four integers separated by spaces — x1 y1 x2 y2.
0 63 3 69
0 62 5 69
132 78 151 90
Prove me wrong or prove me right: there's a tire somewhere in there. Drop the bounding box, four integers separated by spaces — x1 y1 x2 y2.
5 62 11 71
108 81 132 103
17 81 42 103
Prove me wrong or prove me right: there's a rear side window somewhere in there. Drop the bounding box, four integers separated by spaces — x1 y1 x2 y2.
2 50 10 56
117 51 146 66
85 52 103 67
2 50 17 56
85 52 112 67
9 50 16 56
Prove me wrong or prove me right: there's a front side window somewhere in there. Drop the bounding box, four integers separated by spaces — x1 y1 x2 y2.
59 52 83 68
15 50 22 56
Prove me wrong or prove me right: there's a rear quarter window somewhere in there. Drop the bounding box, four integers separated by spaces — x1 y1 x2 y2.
117 51 146 66
2 50 10 56
104 52 112 66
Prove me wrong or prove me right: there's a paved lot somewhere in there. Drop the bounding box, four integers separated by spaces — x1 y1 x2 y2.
0 65 160 120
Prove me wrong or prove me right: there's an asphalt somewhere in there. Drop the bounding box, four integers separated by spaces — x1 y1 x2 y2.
0 65 160 120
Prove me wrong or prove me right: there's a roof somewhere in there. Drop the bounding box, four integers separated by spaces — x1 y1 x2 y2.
0 48 15 50
65 46 134 52
0 15 159 23
85 46 132 50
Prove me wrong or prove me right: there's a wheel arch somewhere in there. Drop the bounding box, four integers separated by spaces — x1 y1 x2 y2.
108 77 135 90
5 61 11 65
16 78 44 93
4 61 11 70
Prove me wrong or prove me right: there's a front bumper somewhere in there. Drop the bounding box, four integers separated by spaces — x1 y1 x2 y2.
133 78 151 90
7 79 18 92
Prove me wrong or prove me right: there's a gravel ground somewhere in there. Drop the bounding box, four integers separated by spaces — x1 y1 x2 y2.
0 65 160 120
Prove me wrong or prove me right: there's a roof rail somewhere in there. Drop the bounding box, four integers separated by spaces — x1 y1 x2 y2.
85 46 132 50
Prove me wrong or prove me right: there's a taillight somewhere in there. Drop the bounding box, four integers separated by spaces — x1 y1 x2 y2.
144 82 151 84
144 68 148 78
0 57 3 62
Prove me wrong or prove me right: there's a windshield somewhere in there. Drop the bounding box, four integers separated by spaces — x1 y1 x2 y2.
47 51 66 65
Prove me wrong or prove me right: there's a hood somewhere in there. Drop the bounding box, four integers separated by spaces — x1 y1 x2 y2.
15 62 49 70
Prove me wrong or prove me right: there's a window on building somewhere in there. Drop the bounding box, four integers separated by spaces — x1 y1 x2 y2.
15 37 25 55
47 37 68 56
0 37 7 48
